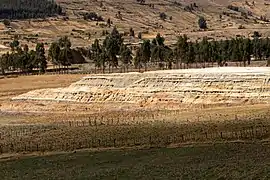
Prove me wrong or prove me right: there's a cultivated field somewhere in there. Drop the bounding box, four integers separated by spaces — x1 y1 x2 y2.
1 142 270 179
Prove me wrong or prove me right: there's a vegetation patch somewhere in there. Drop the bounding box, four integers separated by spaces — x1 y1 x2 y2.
0 0 63 19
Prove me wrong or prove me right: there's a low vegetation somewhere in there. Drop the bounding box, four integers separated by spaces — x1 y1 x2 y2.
1 143 270 179
82 12 104 21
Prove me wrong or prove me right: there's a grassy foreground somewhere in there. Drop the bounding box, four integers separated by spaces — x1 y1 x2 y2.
1 142 270 180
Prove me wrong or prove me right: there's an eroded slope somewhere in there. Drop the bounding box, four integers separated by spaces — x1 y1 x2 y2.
13 67 270 106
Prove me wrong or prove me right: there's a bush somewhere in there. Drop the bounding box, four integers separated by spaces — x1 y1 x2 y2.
228 5 239 12
3 19 10 26
83 12 104 21
238 25 245 29
198 16 207 29
159 12 167 20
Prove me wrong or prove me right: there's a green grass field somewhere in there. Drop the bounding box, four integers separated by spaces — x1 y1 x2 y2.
1 142 270 180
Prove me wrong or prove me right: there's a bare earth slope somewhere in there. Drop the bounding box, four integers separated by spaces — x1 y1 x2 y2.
13 67 270 107
1 0 270 49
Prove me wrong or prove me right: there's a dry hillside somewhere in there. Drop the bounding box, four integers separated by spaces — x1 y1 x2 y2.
0 0 270 51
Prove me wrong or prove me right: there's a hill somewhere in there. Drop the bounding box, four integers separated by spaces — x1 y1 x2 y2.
0 0 270 49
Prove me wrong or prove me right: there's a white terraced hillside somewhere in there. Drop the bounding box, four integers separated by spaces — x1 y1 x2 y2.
13 67 270 106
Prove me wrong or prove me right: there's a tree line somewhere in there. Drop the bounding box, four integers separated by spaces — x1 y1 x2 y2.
89 28 270 72
1 28 270 75
0 39 47 75
0 36 86 75
0 0 63 19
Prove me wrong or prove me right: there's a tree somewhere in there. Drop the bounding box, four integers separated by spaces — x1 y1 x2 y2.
175 35 188 68
0 54 8 75
98 48 109 73
198 16 207 29
134 48 142 71
253 31 261 38
58 36 73 69
243 38 252 66
120 45 132 72
200 37 209 67
186 43 195 67
35 43 47 73
164 46 174 69
151 33 168 69
10 39 20 52
48 42 61 69
253 37 262 60
141 40 151 70
103 27 123 72
91 39 102 71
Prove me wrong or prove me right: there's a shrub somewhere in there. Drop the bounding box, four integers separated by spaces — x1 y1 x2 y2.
238 25 245 29
198 16 207 29
3 19 10 26
83 12 104 21
159 12 167 20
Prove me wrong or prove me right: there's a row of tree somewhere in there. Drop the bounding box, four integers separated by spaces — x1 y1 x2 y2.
0 36 87 75
89 28 270 72
0 40 47 74
1 28 270 75
0 0 63 19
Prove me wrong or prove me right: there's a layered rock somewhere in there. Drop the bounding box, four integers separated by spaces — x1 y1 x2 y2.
13 67 270 106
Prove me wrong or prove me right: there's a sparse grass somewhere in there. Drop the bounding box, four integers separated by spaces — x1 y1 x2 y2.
0 74 85 100
1 114 270 154
1 142 270 180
